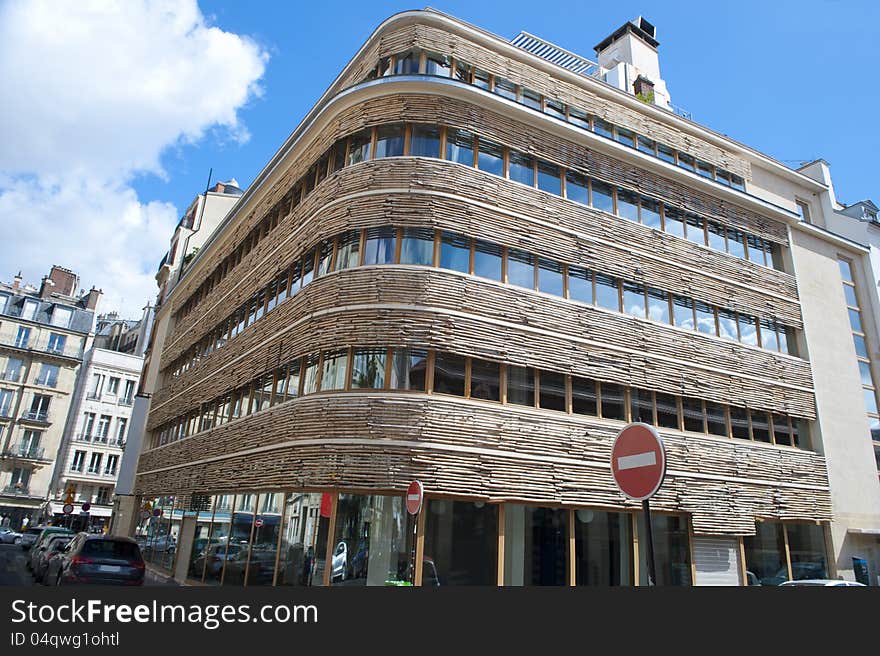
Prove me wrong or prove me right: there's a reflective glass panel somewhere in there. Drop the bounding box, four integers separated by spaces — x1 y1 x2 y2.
470 359 500 402
504 506 568 586
423 500 497 585
574 509 632 585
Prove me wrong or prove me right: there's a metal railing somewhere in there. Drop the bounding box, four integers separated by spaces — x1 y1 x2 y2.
2 484 31 496
117 397 134 407
21 410 49 422
74 433 92 443
6 444 45 460
86 392 101 400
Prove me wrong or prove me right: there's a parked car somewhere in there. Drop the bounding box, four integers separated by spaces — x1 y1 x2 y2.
780 579 866 587
26 527 74 566
19 526 46 550
0 527 22 544
32 535 73 584
759 562 827 586
222 546 278 585
191 543 244 581
141 533 176 555
54 534 145 586
331 541 348 581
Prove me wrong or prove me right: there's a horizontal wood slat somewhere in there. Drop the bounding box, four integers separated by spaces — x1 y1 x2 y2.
135 394 830 536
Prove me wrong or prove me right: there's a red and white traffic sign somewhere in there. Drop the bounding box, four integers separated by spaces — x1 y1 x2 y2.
610 423 666 501
405 480 423 515
62 503 74 515
81 502 91 512
254 518 264 528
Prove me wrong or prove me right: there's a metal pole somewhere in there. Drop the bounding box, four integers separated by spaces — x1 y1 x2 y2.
643 499 657 586
409 511 418 585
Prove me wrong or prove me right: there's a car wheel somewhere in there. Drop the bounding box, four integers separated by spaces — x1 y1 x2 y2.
13 537 21 545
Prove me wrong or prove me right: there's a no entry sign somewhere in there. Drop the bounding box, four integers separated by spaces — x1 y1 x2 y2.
406 480 423 515
254 518 264 528
610 423 666 501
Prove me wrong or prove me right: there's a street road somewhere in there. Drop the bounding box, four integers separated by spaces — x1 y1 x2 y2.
0 543 34 586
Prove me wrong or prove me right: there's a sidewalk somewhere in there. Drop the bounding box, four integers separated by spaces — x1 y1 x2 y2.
144 563 180 586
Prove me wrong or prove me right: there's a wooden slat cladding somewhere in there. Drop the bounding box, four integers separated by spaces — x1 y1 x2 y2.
164 158 800 361
337 21 751 180
168 92 786 330
135 394 831 536
148 268 815 432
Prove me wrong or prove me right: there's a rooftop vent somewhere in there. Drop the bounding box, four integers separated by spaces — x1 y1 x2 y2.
510 32 599 77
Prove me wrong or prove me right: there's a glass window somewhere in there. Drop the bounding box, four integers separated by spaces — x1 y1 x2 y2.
672 296 694 330
565 171 589 205
791 418 807 448
362 227 396 265
568 108 590 130
647 288 670 324
854 334 868 359
400 228 434 266
858 361 874 387
522 89 542 110
571 376 597 416
332 139 347 173
696 160 714 179
786 523 828 581
706 222 726 252
423 499 498 585
600 383 626 421
843 284 858 307
493 77 517 101
537 258 564 297
591 180 614 213
848 308 863 332
301 250 315 287
410 124 441 158
453 61 472 83
320 350 348 391
507 365 534 407
347 128 372 165
503 505 568 586
316 239 334 278
616 127 636 148
302 354 320 395
727 228 746 259
567 266 593 305
640 196 662 229
508 151 534 186
477 138 504 176
743 520 787 586
772 414 792 446
595 274 619 311
276 492 329 587
717 308 738 341
470 359 500 402
677 153 696 172
374 124 405 159
705 402 728 436
537 161 561 195
663 205 685 238
760 319 779 352
425 53 451 77
473 240 502 281
685 214 705 245
393 50 419 75
637 135 656 156
747 235 767 266
751 411 771 442
331 494 413 586
389 348 427 391
507 249 535 289
539 370 566 412
863 388 878 415
472 69 490 90
657 144 676 164
838 258 853 283
289 260 302 294
730 175 745 192
350 348 386 389
715 169 731 186
574 509 632 585
682 397 704 432
622 281 646 318
616 188 639 222
445 128 475 166
738 314 759 347
593 118 613 139
655 392 679 429
695 302 716 336
629 388 653 424
439 232 470 274
544 99 566 120
729 406 750 440
433 352 466 396
335 230 361 270
638 514 692 586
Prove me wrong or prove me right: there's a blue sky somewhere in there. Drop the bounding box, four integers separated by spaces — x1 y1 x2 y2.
1 1 876 316
139 0 879 211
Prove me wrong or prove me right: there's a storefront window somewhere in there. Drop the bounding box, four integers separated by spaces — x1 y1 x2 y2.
246 493 283 586
223 495 257 585
504 505 568 586
423 499 498 585
197 495 232 585
637 514 692 586
743 521 787 586
574 509 633 585
277 493 330 587
331 494 413 586
786 523 828 581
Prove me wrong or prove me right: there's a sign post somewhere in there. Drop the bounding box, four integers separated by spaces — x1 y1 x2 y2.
610 423 666 586
405 480 423 585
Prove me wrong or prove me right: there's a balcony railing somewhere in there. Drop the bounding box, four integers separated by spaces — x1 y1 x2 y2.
117 397 134 407
0 370 20 382
6 444 45 460
45 346 66 356
92 435 109 445
86 392 101 400
2 484 31 496
74 433 92 443
102 470 118 478
69 465 83 473
86 468 101 475
36 378 58 389
21 410 49 423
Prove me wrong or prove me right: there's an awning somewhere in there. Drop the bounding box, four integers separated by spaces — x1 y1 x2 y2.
48 501 112 518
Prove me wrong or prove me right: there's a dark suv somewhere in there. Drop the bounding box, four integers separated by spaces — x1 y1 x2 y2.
54 534 145 586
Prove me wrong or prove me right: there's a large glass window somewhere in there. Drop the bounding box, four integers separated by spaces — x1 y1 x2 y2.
507 365 535 407
410 124 441 158
445 128 474 166
374 124 405 159
473 240 502 281
786 523 828 581
302 354 320 395
477 138 504 176
705 401 728 437
647 288 669 323
682 397 704 432
695 302 716 336
655 392 679 429
539 370 566 412
347 128 372 165
595 274 619 311
617 188 639 222
622 281 646 318
334 230 361 270
470 359 500 402
423 499 498 585
504 505 568 586
400 228 434 266
663 206 685 238
565 171 589 206
320 350 348 391
507 249 535 289
277 493 329 587
245 493 283 586
537 162 561 195
567 266 593 304
729 406 750 440
433 353 466 396
362 227 396 266
439 232 470 274
637 514 692 586
537 258 564 297
331 494 413 586
717 308 738 341
350 348 386 389
571 376 597 416
743 521 787 586
574 509 633 585
222 496 256 585
591 180 614 213
629 388 653 424
600 383 626 421
389 348 427 391
508 151 535 187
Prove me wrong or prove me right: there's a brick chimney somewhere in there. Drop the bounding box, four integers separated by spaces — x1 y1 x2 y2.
12 272 22 290
85 287 102 311
48 265 78 297
633 75 655 103
39 275 55 299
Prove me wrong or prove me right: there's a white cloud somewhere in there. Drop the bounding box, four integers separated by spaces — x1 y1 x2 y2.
0 0 268 316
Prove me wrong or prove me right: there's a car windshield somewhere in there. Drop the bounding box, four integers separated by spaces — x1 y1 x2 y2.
82 540 141 560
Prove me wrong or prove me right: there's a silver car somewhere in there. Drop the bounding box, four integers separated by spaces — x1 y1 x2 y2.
780 579 866 587
0 527 22 544
32 535 73 584
19 526 45 550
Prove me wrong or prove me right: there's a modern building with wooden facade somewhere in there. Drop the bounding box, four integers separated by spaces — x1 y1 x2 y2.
121 10 880 586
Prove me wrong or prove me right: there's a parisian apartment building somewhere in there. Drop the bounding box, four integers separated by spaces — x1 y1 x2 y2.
0 266 101 529
116 10 880 587
46 307 153 532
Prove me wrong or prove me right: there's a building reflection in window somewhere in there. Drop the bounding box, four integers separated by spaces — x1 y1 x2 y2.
277 493 330 587
574 509 633 585
742 520 787 586
503 505 568 586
